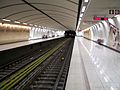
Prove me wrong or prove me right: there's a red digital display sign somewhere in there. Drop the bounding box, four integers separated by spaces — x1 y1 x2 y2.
94 17 108 21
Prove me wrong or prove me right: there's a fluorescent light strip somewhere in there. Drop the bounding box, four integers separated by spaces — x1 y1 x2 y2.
84 0 89 2
23 23 27 25
80 13 83 17
14 21 20 24
29 24 33 26
76 21 81 30
81 6 86 12
2 19 11 22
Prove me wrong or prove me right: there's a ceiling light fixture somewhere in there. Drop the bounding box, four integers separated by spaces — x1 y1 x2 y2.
80 13 83 17
84 0 89 2
14 21 20 24
23 23 27 25
29 24 33 26
76 21 81 30
2 19 11 22
79 18 82 21
81 6 86 12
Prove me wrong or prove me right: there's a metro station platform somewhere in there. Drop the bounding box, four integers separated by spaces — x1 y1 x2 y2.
66 36 120 90
0 37 62 51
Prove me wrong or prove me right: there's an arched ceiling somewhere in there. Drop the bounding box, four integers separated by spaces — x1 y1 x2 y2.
0 0 81 31
79 0 120 30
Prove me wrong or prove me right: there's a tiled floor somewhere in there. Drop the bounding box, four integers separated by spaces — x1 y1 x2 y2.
66 37 120 90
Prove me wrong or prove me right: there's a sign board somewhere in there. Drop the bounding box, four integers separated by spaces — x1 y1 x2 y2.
109 9 120 15
93 16 108 21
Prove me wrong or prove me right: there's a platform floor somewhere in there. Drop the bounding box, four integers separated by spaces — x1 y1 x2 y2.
0 37 62 51
65 37 120 90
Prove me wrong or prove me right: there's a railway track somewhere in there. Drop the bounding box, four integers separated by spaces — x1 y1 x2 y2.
0 48 50 82
0 38 74 90
23 38 74 90
0 38 65 82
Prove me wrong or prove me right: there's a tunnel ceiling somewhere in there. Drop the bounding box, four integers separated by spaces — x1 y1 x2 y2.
0 0 80 31
79 0 120 30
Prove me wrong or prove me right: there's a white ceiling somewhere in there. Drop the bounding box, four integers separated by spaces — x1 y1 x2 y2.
0 0 119 31
79 0 120 30
0 0 79 31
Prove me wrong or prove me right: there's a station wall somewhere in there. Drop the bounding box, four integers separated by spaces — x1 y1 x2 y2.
0 21 64 44
29 27 55 39
0 23 30 44
83 29 91 39
30 27 64 40
83 15 120 50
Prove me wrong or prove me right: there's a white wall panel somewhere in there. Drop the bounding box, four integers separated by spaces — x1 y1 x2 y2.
87 15 120 50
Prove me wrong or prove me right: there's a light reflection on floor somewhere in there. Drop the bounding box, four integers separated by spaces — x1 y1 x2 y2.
78 37 120 90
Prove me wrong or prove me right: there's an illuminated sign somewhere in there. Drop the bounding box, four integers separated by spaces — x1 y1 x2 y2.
93 16 108 21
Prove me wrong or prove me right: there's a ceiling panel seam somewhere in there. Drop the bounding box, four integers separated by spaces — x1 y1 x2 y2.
23 14 75 22
21 0 70 30
0 3 77 13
